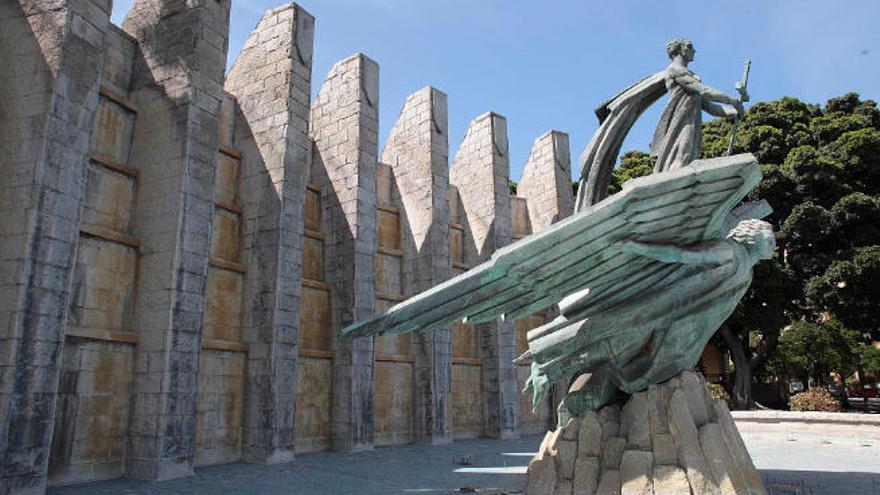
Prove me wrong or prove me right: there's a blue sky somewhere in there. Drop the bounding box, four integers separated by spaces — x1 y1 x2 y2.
111 0 880 182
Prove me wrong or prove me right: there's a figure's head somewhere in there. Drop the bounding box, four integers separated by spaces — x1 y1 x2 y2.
667 38 695 63
726 219 776 260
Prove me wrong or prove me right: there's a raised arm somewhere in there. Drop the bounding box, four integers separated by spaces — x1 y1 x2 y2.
617 240 735 265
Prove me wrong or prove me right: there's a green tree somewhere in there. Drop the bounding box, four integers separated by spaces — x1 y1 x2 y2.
701 93 880 407
607 151 654 195
611 93 880 408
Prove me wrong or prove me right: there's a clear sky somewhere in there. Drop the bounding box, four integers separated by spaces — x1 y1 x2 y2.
111 0 880 182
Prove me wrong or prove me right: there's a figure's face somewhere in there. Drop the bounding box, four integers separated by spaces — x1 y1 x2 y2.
683 43 696 63
753 230 776 260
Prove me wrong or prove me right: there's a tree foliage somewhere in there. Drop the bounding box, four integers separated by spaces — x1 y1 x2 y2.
612 92 880 406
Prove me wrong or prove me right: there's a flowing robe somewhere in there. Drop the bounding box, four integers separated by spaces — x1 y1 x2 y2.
650 63 703 173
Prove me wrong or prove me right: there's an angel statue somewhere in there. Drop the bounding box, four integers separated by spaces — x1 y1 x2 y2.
342 39 771 421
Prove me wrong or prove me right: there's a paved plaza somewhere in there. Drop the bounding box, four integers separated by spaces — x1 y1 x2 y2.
49 420 880 495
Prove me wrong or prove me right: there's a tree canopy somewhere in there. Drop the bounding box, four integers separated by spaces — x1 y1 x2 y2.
611 92 880 403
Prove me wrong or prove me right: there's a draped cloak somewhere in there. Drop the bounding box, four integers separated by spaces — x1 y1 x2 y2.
650 63 704 173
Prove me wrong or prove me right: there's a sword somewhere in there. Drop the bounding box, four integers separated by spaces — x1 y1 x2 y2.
727 60 751 155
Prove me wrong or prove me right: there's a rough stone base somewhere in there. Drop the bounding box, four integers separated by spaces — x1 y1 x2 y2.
525 371 766 495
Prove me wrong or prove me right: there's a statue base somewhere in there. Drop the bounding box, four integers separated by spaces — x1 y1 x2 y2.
525 371 767 495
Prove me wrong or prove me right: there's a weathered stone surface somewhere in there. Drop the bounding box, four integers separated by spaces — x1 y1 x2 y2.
518 131 574 232
525 372 764 495
449 112 519 439
681 372 711 427
648 383 671 435
555 479 573 495
669 389 720 495
573 457 600 495
527 454 558 495
382 86 452 444
699 423 740 495
620 450 653 495
557 417 576 440
621 393 651 450
596 470 622 495
555 439 577 480
714 401 768 495
578 411 602 457
652 433 677 465
310 53 380 452
599 404 622 425
653 465 692 495
602 421 621 440
601 437 626 470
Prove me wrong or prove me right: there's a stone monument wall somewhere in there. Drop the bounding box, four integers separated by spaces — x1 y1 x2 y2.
0 1 574 492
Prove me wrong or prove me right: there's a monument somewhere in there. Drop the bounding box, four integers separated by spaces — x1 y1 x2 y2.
342 38 768 494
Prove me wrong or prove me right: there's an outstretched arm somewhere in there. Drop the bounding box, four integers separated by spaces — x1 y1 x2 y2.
670 66 744 117
617 240 735 265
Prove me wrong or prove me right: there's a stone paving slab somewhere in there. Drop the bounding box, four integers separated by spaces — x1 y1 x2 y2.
49 425 880 495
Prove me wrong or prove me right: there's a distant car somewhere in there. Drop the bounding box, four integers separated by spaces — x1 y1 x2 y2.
846 383 880 412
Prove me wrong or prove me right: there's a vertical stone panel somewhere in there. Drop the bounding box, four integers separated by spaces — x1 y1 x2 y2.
0 0 110 491
310 53 379 452
518 131 574 233
373 164 412 446
381 87 452 444
225 3 314 463
296 184 332 453
122 0 231 480
449 113 519 439
448 186 482 439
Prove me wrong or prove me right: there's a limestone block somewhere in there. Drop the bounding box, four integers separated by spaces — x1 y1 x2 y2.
527 457 558 495
647 383 671 435
621 393 651 450
653 465 691 495
601 437 626 470
578 411 602 457
555 479 573 495
681 372 711 427
669 389 720 495
561 417 579 440
573 456 600 495
698 423 739 495
555 439 577 480
652 433 677 465
620 450 653 495
602 421 621 440
598 403 621 425
596 470 621 495
713 401 767 495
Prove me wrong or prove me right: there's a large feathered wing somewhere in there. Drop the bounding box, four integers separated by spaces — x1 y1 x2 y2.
342 153 762 339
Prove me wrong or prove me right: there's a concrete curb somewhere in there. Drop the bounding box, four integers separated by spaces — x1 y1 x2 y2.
732 410 880 426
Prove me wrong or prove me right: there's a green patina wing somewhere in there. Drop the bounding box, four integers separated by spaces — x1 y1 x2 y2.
342 153 762 339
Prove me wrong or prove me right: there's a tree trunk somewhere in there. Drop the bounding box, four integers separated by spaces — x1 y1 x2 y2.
719 325 755 409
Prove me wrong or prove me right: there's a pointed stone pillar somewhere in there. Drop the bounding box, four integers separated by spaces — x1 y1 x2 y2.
518 131 575 233
0 0 111 492
382 87 452 443
310 54 380 452
121 0 231 480
225 3 315 463
449 113 520 439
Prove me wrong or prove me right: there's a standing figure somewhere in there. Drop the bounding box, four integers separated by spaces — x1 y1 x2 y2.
650 38 744 172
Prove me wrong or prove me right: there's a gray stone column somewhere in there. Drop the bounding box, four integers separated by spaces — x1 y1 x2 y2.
121 0 231 480
382 87 452 444
449 113 520 439
518 130 574 233
225 3 314 463
310 54 380 452
0 0 110 492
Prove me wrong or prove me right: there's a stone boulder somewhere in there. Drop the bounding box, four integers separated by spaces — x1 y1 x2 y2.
524 371 766 495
